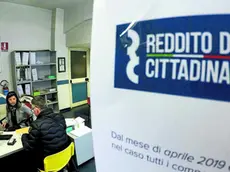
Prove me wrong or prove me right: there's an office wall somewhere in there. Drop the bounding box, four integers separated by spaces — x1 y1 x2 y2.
0 2 51 91
52 8 71 110
64 0 93 47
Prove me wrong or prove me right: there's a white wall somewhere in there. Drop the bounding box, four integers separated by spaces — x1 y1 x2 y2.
52 8 71 110
0 2 52 91
64 0 93 47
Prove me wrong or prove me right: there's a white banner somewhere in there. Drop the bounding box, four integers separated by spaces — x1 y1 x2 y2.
91 0 230 172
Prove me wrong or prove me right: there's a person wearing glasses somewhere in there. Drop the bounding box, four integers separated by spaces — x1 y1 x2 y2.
21 96 70 171
1 91 34 131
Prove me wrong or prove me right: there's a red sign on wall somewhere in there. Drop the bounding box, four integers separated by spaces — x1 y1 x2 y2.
1 42 8 51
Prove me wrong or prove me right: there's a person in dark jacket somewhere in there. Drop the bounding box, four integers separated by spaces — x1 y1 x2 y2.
21 96 70 171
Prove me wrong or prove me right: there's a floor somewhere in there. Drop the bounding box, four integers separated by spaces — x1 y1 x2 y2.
63 105 96 172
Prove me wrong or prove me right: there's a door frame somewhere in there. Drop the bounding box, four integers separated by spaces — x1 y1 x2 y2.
68 48 90 108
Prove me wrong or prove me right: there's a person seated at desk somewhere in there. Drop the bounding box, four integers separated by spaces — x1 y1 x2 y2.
21 96 70 171
1 91 34 131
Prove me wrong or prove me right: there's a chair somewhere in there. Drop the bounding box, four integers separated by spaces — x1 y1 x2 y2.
39 142 75 172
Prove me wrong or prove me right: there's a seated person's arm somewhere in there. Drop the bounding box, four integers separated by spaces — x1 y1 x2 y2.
58 113 67 129
21 123 39 151
1 108 9 128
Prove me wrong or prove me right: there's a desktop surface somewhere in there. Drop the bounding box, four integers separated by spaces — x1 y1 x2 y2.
0 131 23 159
0 134 12 140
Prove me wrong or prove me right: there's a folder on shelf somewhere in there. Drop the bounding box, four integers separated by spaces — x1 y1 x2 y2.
17 85 24 97
20 68 26 81
25 84 31 95
27 68 31 80
30 52 36 65
32 68 38 81
22 52 29 65
15 53 21 66
17 69 20 81
25 68 28 80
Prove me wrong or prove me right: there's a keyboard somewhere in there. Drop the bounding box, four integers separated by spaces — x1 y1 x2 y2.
0 135 13 140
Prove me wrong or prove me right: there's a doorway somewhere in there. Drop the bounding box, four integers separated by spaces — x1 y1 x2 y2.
69 48 90 107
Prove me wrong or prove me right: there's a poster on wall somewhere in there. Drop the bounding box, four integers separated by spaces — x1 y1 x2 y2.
91 1 230 172
1 42 8 52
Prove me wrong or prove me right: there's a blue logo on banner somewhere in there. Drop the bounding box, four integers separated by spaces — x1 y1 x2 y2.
114 15 230 102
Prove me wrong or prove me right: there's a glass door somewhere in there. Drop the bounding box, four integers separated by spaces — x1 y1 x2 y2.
69 48 89 107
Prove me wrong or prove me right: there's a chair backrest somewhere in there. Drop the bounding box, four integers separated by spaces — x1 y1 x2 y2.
44 142 75 172
87 97 90 105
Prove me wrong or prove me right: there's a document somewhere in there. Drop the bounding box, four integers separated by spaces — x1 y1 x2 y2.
22 52 29 65
15 53 21 66
25 84 31 95
32 68 38 81
16 127 29 134
65 118 76 127
30 52 36 65
17 85 24 97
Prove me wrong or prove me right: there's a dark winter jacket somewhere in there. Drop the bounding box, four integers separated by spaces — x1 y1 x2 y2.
21 108 70 169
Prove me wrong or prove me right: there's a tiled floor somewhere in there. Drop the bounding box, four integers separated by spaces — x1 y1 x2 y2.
63 105 96 172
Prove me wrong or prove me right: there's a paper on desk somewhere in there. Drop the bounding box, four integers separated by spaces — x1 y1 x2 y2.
16 127 29 134
75 117 85 124
70 127 91 137
65 118 76 127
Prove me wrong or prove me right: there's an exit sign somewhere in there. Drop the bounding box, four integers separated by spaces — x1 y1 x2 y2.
1 42 8 51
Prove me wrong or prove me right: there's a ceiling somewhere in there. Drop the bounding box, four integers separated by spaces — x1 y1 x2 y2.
0 0 85 9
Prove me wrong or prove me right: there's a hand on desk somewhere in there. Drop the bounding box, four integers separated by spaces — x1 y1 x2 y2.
1 122 7 128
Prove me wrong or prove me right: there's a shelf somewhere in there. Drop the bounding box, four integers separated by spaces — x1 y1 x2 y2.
40 91 58 96
16 65 30 68
47 101 58 105
17 81 31 85
31 63 56 67
32 78 56 83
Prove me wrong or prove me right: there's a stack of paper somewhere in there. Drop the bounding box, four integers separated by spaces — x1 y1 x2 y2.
70 127 91 137
75 117 85 124
65 118 76 127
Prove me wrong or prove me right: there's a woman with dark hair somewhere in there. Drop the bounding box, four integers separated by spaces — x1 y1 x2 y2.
1 91 34 131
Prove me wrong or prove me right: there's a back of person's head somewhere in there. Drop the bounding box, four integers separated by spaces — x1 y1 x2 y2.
32 96 47 116
6 91 20 109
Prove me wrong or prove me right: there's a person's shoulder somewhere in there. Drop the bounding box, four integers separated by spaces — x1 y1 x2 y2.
20 103 31 111
52 112 65 121
30 120 40 130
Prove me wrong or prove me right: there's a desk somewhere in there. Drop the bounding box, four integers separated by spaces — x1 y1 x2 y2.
0 132 23 159
67 124 94 166
0 120 95 165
